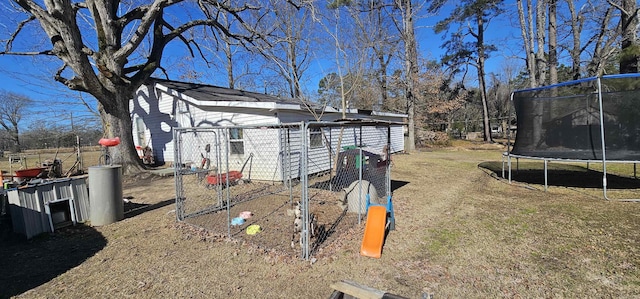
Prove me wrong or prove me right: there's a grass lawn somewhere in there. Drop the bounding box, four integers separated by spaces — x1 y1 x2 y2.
1 141 640 298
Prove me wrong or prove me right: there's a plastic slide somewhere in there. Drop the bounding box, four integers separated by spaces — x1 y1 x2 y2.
360 205 388 258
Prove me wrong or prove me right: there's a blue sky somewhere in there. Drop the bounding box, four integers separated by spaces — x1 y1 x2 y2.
0 0 542 130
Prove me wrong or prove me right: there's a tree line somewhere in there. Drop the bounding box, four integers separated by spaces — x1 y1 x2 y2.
0 0 636 172
0 89 101 152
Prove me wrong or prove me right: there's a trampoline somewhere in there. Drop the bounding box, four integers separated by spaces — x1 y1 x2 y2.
502 73 640 200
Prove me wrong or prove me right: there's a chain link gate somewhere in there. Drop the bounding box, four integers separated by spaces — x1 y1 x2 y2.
173 121 393 260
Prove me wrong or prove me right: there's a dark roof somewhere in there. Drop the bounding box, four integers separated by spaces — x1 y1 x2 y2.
149 78 302 105
146 78 406 119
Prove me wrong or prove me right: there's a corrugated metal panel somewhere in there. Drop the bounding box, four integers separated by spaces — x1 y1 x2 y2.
70 178 90 223
7 187 49 239
6 177 89 239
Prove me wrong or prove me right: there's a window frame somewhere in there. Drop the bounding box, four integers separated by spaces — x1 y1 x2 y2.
229 128 244 155
135 117 146 146
309 127 324 149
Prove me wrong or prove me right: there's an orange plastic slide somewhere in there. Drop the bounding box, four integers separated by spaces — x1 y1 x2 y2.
360 206 388 258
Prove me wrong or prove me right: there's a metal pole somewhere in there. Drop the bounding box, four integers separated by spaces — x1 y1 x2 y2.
386 125 392 197
544 159 548 192
216 129 223 207
596 77 609 200
301 122 309 260
173 129 183 221
226 129 231 237
508 155 512 183
358 146 363 225
287 128 292 204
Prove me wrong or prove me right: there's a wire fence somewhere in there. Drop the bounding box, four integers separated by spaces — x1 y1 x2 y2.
174 121 394 259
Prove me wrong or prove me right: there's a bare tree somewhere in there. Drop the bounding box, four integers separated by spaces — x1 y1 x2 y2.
348 1 400 110
517 0 538 87
0 90 32 152
315 3 369 117
583 3 619 76
488 59 518 138
1 0 265 174
253 0 313 99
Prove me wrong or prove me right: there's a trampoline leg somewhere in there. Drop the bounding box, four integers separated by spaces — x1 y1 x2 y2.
508 155 512 183
544 159 548 192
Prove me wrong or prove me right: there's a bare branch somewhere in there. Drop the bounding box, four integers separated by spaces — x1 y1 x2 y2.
0 50 54 55
123 64 144 74
114 0 171 62
117 5 150 27
54 63 88 92
199 0 259 13
607 0 628 15
5 15 36 52
158 65 170 79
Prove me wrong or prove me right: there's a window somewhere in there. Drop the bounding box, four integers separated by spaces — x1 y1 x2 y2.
229 128 244 155
135 117 146 146
309 127 323 148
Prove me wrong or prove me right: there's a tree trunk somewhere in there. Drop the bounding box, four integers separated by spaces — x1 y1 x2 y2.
98 93 146 175
10 127 20 153
568 0 582 80
548 0 558 85
402 0 417 151
378 53 388 109
476 13 492 143
619 0 639 73
224 40 235 89
535 0 547 85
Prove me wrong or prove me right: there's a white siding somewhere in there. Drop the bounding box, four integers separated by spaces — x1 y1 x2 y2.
132 84 281 164
130 85 177 163
239 127 282 181
273 111 405 178
390 125 405 153
132 83 405 173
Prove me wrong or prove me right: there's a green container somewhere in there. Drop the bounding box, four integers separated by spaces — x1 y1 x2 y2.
342 146 365 169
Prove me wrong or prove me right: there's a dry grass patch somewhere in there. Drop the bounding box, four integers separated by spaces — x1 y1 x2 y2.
2 142 640 298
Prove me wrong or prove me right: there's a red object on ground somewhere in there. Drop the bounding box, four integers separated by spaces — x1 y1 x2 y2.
14 167 45 179
99 137 120 147
206 171 243 185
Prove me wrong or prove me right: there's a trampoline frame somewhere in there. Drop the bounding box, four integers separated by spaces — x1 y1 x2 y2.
503 74 640 201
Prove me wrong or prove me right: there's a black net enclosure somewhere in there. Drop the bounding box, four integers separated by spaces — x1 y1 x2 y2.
511 74 640 161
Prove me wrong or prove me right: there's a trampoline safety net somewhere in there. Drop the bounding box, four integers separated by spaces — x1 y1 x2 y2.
511 74 640 161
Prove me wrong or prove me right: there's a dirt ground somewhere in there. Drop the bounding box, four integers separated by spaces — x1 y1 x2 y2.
2 142 640 298
179 174 364 258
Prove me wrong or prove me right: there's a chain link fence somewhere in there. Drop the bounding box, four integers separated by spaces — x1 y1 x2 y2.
174 121 393 259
